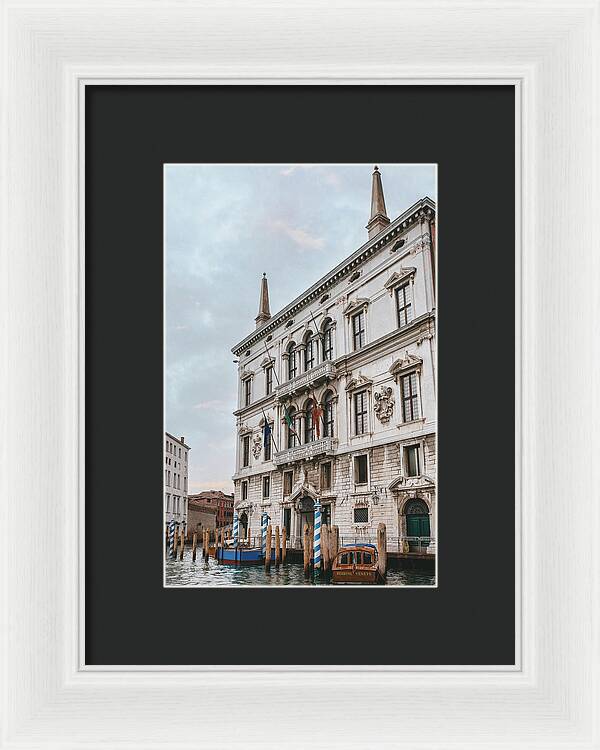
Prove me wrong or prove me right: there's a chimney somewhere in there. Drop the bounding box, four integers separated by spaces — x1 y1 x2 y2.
180 436 185 444
254 273 271 328
366 165 390 239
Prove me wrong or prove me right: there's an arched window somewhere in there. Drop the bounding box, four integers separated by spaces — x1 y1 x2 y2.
304 332 316 371
323 391 335 437
305 399 315 443
287 406 298 448
322 319 334 361
287 342 297 380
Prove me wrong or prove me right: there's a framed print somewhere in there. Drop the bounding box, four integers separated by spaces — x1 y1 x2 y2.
2 2 599 750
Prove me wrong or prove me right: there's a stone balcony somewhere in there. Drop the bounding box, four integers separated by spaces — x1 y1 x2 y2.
275 361 337 400
273 437 338 466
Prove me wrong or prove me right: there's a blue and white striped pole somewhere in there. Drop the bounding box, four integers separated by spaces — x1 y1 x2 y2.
168 519 176 558
313 499 322 572
261 512 268 559
233 512 239 546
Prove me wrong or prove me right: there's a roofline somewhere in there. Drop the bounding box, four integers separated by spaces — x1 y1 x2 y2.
165 432 191 450
232 196 436 355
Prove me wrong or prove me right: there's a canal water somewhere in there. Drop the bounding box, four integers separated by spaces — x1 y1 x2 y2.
165 547 435 587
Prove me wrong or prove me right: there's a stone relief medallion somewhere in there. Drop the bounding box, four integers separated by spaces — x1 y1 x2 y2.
373 386 394 423
252 433 262 459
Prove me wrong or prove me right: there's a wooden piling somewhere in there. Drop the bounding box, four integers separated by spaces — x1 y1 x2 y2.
179 529 184 560
322 525 330 573
192 532 197 561
330 525 339 564
281 527 287 565
303 523 310 578
377 523 387 580
265 525 272 572
275 526 280 567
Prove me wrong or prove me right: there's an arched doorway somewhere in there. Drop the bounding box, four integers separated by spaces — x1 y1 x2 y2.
404 498 431 552
297 496 314 547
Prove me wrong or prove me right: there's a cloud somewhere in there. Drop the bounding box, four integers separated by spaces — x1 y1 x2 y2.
268 219 325 251
192 399 230 412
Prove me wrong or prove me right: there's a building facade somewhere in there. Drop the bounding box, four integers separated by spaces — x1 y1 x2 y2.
187 495 217 537
187 491 234 532
231 167 436 553
164 433 190 529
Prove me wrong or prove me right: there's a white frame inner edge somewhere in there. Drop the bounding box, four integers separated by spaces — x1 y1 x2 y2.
2 2 598 748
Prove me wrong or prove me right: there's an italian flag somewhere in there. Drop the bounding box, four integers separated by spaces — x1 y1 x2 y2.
284 405 297 435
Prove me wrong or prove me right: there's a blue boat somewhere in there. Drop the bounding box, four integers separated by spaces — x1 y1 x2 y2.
215 546 275 565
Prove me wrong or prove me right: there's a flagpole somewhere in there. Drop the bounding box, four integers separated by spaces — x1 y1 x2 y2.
262 340 281 387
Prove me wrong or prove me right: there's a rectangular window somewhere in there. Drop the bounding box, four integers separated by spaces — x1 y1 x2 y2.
283 508 291 537
264 428 272 461
179 447 182 458
352 311 365 350
320 461 332 491
354 454 368 485
283 470 293 496
241 481 248 501
395 283 412 328
265 366 273 396
244 378 252 407
166 494 170 512
288 349 297 379
354 391 368 435
242 435 250 467
305 338 315 370
353 506 369 523
401 372 420 422
404 445 421 477
263 475 270 499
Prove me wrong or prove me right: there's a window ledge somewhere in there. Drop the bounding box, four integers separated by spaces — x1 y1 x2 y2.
396 418 426 429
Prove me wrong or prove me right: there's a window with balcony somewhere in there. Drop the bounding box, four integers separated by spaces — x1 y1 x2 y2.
401 372 420 422
286 406 298 448
304 398 316 443
352 310 365 350
354 390 368 435
395 283 413 328
323 390 335 437
304 333 316 371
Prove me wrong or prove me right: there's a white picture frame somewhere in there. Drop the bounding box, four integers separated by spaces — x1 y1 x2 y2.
2 1 598 747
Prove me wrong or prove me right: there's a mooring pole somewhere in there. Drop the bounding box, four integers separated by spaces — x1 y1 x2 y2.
313 499 322 574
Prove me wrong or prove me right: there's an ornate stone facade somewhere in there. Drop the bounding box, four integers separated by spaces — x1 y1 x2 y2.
231 169 436 553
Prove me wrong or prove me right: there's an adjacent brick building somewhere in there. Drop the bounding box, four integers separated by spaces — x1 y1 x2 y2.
187 491 234 534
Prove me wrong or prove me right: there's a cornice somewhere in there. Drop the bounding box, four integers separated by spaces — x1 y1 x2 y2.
232 197 436 355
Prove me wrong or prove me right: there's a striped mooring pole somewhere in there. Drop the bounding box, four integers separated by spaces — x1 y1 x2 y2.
261 512 268 559
313 499 322 572
168 519 176 558
233 511 239 546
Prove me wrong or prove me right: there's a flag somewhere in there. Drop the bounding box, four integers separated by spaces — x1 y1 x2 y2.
263 420 272 448
284 405 297 435
312 396 323 439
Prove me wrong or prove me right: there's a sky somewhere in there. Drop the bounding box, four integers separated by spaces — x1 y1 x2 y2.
165 164 437 495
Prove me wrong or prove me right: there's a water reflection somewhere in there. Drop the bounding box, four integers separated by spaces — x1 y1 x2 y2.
165 547 435 587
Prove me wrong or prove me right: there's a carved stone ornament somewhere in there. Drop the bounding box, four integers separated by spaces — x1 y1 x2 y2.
252 433 262 459
373 386 395 423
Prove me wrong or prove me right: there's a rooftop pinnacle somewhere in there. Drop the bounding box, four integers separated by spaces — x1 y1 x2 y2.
255 272 271 328
366 165 391 239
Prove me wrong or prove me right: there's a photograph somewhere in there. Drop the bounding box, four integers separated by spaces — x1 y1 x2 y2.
164 163 437 586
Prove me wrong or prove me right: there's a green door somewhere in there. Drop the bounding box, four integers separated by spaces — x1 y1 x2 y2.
405 499 430 552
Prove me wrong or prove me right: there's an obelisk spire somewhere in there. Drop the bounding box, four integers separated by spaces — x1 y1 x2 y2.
366 165 390 239
255 273 271 328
